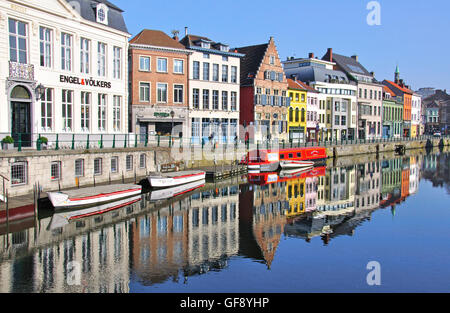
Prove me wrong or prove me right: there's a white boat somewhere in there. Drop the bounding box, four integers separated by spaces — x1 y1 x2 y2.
279 167 314 179
150 179 205 201
47 184 142 210
148 170 206 188
280 160 315 169
48 195 142 230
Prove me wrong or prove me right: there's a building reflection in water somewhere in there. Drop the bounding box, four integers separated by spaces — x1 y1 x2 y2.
0 153 448 292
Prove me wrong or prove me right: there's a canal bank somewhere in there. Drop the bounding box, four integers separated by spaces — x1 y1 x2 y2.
0 137 448 199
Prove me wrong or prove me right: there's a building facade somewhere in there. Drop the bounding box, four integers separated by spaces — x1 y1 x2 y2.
382 85 403 138
180 33 242 144
129 29 191 141
0 0 130 147
283 51 357 141
237 37 289 143
286 78 307 142
411 93 422 138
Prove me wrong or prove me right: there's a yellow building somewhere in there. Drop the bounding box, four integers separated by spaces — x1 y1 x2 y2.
287 79 307 142
286 177 306 219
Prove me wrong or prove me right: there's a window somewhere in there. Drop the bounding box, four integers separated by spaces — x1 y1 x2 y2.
203 62 210 80
61 33 72 70
41 88 53 131
269 55 275 65
222 91 228 110
96 4 108 24
213 64 219 81
222 56 228 61
174 85 184 104
111 156 119 173
203 90 210 110
139 56 150 71
94 158 103 176
157 83 167 103
231 66 237 83
157 58 167 72
113 46 121 79
335 115 340 126
173 59 183 74
193 61 200 79
98 94 107 131
139 82 150 102
81 92 91 131
222 65 228 82
203 53 210 59
80 38 90 74
98 42 106 76
40 27 52 67
51 161 61 181
113 96 121 131
193 89 200 109
9 19 28 64
62 90 73 131
75 159 84 177
231 92 237 111
11 162 27 186
213 90 219 110
301 108 305 122
139 154 146 168
341 116 346 126
126 155 133 171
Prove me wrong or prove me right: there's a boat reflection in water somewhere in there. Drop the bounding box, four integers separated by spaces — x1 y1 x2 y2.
0 152 449 292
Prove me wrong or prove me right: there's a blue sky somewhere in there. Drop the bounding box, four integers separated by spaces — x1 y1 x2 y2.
114 0 450 91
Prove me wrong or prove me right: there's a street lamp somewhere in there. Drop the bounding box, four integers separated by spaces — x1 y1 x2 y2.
35 83 45 100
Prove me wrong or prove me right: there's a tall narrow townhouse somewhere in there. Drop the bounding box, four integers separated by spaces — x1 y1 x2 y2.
324 51 383 140
411 93 422 137
180 32 243 144
283 51 357 141
383 67 413 138
382 85 403 138
286 78 307 142
236 37 290 143
0 0 130 146
129 29 191 140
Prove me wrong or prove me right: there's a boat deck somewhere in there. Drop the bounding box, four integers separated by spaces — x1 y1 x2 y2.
57 184 140 198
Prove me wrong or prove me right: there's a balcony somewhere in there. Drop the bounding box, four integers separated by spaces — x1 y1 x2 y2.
9 61 35 81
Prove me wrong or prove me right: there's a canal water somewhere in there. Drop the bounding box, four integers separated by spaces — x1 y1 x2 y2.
0 151 449 293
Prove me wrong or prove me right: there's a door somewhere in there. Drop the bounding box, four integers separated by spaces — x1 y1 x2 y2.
11 101 31 147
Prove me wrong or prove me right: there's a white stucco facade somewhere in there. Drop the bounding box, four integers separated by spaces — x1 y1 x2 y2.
0 0 130 147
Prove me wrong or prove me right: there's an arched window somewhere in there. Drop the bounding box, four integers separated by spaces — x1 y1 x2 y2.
11 85 31 100
301 108 305 122
295 108 299 122
289 107 293 122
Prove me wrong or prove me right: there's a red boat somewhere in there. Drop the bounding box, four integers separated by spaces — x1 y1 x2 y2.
242 147 327 172
248 166 326 185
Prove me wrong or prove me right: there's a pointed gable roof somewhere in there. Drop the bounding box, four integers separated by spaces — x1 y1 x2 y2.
236 43 269 86
383 80 413 96
383 85 396 97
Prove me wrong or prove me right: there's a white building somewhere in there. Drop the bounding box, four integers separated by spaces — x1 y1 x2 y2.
0 0 130 148
180 32 243 144
411 93 422 137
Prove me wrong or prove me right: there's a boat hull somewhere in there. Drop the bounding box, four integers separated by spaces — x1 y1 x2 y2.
47 185 142 210
280 160 315 169
148 171 206 188
150 179 205 201
247 162 280 172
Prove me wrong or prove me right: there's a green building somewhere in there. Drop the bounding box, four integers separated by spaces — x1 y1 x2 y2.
382 85 403 138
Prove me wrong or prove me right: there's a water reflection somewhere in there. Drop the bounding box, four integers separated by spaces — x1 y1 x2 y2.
0 152 449 292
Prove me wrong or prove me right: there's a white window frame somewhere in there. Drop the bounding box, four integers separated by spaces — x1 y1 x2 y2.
173 84 184 104
40 26 52 68
139 154 146 169
157 83 168 103
113 46 121 79
111 156 119 173
98 42 106 77
139 56 150 72
157 57 168 73
75 159 84 177
41 88 53 131
62 89 73 131
173 59 184 74
11 162 27 186
81 91 91 132
113 95 121 132
126 155 133 171
98 94 107 131
80 38 90 74
9 18 28 64
139 82 150 102
51 161 61 181
61 32 72 71
94 158 103 176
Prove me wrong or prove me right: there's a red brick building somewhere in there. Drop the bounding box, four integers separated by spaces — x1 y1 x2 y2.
129 30 191 139
237 37 289 143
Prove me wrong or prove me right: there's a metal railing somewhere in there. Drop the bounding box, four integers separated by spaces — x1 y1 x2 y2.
1 133 448 153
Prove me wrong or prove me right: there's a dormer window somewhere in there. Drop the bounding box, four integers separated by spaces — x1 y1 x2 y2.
201 41 210 49
96 3 108 25
220 45 229 52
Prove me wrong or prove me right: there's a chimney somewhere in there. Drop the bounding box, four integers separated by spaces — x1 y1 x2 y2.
351 55 358 62
173 34 179 41
309 52 314 59
370 71 375 77
184 27 188 36
327 48 333 62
